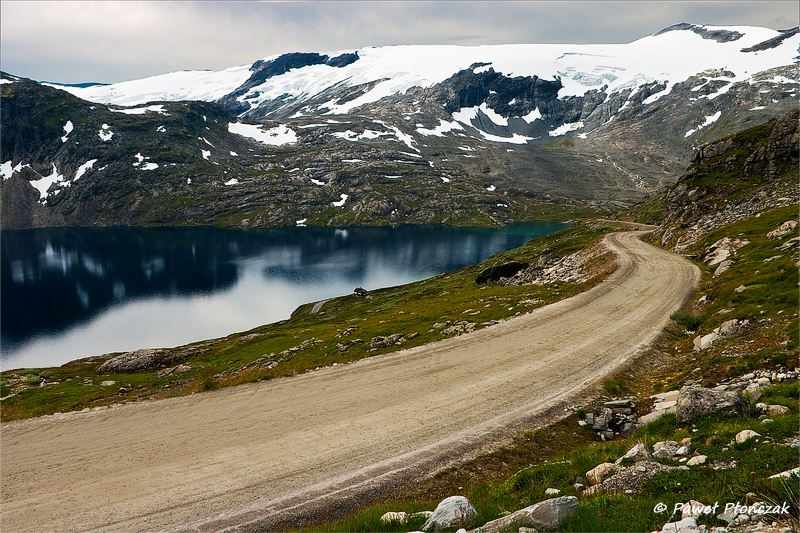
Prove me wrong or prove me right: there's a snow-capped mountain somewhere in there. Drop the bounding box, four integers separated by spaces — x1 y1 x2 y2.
2 24 798 230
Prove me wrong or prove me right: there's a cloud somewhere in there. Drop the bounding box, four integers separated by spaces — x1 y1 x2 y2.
1 1 797 83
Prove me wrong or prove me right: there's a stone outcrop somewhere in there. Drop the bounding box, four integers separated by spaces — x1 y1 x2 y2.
475 261 529 284
97 344 211 374
675 384 750 424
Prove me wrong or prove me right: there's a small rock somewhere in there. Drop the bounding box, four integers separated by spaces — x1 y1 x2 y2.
675 445 691 456
765 404 791 416
100 380 116 386
686 455 707 466
661 517 698 532
615 443 655 465
380 511 408 524
734 285 746 293
769 466 800 479
586 463 616 485
734 430 760 444
653 441 680 459
544 488 560 496
767 220 798 239
681 500 708 519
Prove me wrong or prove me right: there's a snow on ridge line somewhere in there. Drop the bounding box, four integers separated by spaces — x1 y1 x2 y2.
51 25 798 114
228 122 297 146
109 104 169 115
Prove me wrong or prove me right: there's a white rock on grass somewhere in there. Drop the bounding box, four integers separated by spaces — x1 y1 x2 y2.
769 466 800 479
686 455 707 466
380 511 408 523
680 500 708 519
421 496 477 532
544 488 561 496
734 430 760 444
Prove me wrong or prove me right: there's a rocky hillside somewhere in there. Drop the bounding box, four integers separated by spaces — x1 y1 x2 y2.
2 24 798 229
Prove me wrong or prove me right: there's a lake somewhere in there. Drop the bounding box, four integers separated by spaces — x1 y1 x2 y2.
1 223 566 370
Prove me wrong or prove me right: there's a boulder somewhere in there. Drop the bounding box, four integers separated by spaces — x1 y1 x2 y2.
675 384 750 424
97 347 198 374
421 496 477 532
586 462 616 485
476 261 529 284
744 382 762 402
615 443 655 465
735 430 760 444
471 496 577 533
703 237 749 265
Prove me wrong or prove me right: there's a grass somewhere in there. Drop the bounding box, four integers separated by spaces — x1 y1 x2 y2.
297 382 798 532
0 220 621 421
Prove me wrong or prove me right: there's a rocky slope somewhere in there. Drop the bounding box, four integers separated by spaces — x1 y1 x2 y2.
2 23 798 229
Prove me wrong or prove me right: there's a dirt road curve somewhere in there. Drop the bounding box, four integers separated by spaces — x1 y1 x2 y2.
1 232 699 533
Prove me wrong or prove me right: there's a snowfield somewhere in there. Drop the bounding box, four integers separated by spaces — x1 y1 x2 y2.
52 25 798 119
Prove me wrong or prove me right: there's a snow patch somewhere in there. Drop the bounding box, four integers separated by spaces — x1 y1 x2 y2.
224 178 239 186
228 122 297 146
74 159 98 181
202 137 214 147
332 129 390 141
749 106 766 111
29 164 65 200
311 178 326 186
416 119 464 137
441 176 451 183
332 193 349 207
98 124 113 142
61 120 74 143
549 121 585 137
230 151 238 156
341 159 363 163
156 125 166 133
202 150 211 160
486 185 496 192
109 104 169 115
296 218 307 226
141 162 159 171
684 111 722 137
521 108 543 123
1 160 14 180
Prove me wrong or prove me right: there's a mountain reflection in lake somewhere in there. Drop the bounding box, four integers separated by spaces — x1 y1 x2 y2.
1 223 566 370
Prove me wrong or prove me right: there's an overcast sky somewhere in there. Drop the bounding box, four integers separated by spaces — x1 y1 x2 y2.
2 1 797 84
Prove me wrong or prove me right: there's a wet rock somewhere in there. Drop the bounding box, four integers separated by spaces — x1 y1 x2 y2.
421 496 477 532
675 384 750 424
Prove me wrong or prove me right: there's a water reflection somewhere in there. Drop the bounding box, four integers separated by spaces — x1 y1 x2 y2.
1 223 565 369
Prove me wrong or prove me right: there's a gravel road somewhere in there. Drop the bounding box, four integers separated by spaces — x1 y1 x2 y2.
1 231 699 532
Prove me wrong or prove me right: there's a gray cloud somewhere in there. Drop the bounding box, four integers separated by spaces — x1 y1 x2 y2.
1 1 797 83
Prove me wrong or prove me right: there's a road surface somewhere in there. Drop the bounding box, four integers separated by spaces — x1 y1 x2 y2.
1 231 699 532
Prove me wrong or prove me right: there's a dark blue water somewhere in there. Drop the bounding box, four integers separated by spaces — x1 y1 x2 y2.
1 223 566 370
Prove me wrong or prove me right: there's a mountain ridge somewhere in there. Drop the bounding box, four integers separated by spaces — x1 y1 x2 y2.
2 23 798 230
